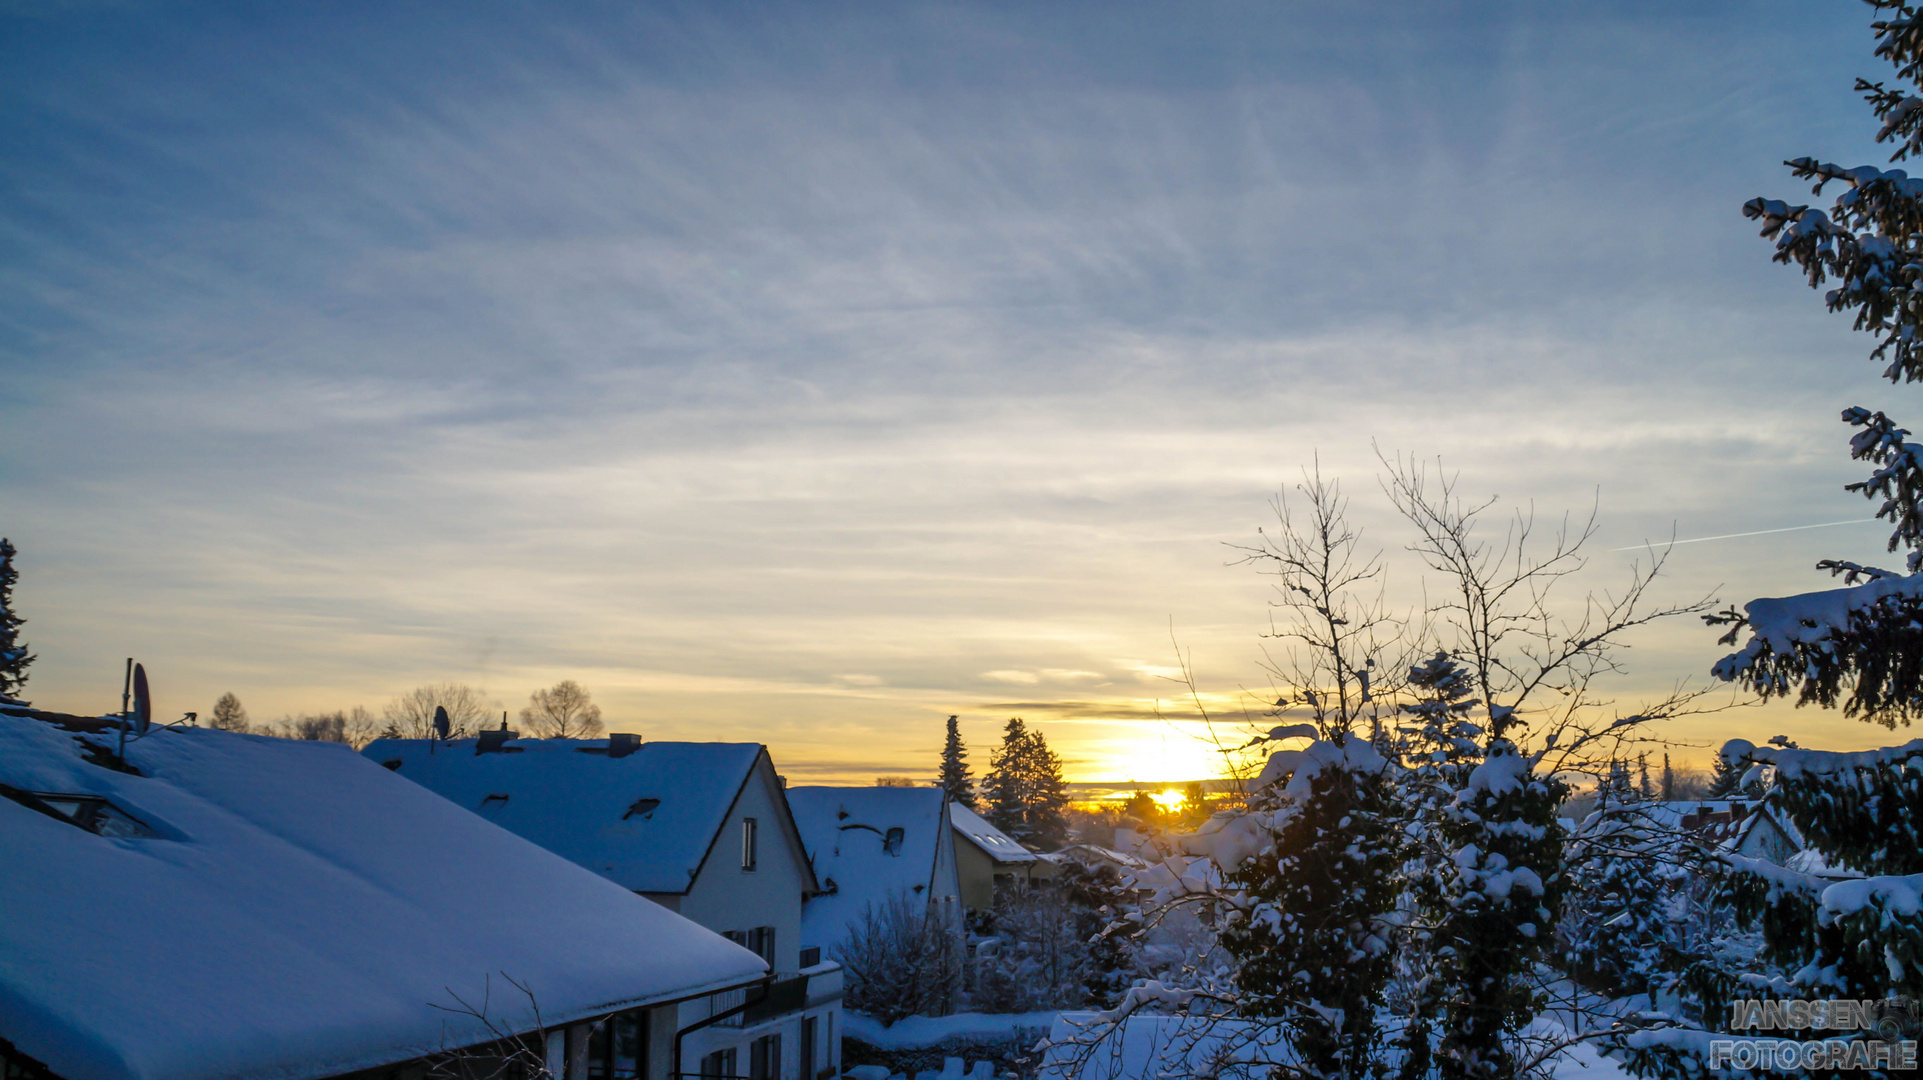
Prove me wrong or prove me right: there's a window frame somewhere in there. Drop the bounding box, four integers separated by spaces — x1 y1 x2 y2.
741 816 758 871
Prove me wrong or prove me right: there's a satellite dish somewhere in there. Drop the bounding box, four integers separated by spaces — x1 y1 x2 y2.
433 705 451 740
132 663 151 735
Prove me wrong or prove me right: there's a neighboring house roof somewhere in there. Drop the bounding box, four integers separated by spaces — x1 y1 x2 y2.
364 737 816 896
1049 844 1150 872
1727 803 1855 879
789 786 951 950
0 707 766 1080
950 802 1038 864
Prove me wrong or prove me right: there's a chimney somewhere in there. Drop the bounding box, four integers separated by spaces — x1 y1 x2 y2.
608 732 642 759
477 723 518 755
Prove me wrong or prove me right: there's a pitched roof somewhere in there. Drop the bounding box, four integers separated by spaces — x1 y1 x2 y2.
788 786 950 951
363 737 799 895
0 708 766 1080
949 802 1037 864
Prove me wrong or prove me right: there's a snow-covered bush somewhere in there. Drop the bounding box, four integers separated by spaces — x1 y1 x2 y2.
968 862 1141 1013
837 890 963 1024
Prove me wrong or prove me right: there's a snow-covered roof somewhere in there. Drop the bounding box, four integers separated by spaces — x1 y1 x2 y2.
365 736 783 895
949 802 1037 864
789 786 950 951
0 708 767 1080
1049 844 1150 872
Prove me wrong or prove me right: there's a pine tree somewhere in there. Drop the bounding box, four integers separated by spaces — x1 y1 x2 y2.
984 717 1029 836
1704 747 1744 797
938 714 977 810
1562 762 1668 997
984 718 1069 849
1660 753 1675 802
1221 735 1401 1080
1434 738 1568 1080
1708 2 1923 725
1394 652 1485 1080
0 538 34 705
209 692 250 733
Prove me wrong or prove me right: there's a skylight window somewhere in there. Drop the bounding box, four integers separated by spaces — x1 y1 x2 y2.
3 785 158 839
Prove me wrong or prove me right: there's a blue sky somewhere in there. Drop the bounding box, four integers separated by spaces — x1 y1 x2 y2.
1 1 1909 781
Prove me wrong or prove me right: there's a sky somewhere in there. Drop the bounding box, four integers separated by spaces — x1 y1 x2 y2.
1 0 1915 784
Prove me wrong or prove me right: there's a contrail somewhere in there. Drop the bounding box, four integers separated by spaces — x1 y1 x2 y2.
1613 518 1880 552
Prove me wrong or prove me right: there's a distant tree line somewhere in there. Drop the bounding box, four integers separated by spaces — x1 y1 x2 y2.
206 679 610 750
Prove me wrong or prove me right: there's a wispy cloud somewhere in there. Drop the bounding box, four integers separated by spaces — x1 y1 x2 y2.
0 0 1904 776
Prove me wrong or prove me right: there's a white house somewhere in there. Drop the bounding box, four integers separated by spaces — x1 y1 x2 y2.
0 704 768 1080
788 786 963 957
367 734 840 1080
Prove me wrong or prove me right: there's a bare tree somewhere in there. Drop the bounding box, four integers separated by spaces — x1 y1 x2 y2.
386 683 492 739
1057 458 1722 1080
1232 462 1417 740
209 692 250 733
517 680 604 739
1378 453 1719 775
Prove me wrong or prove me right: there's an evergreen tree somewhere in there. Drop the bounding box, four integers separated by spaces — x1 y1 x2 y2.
1221 735 1401 1080
0 538 34 705
984 718 1068 849
938 714 977 810
1394 652 1484 1080
1616 13 1923 1070
1562 762 1669 997
1660 753 1675 802
1433 738 1567 1080
1709 2 1923 725
1704 747 1744 798
209 692 250 733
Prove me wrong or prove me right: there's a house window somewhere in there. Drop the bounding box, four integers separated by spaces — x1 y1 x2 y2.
1 786 157 839
585 1009 645 1080
701 1048 737 1080
800 1017 817 1080
750 1034 782 1080
726 928 777 968
799 946 821 969
742 817 758 871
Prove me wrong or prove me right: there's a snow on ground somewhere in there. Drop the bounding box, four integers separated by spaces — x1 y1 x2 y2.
0 710 767 1080
844 1011 1060 1049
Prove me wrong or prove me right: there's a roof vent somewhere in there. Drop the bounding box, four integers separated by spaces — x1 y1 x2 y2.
624 797 661 820
608 732 642 759
476 725 518 754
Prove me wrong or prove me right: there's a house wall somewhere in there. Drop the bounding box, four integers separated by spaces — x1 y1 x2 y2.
671 755 836 1080
956 836 998 910
676 757 808 974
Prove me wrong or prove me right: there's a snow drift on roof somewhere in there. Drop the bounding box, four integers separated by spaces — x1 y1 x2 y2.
0 714 766 1080
949 802 1036 863
364 737 763 894
789 786 948 952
